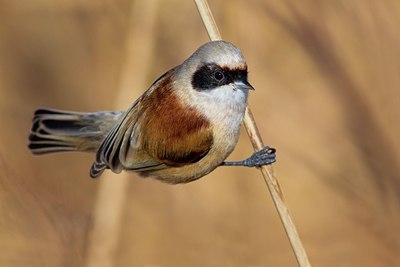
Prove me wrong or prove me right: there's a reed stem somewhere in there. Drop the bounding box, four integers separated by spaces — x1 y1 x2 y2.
194 1 312 266
84 1 159 266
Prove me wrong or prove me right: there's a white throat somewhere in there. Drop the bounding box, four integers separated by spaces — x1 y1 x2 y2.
178 84 248 136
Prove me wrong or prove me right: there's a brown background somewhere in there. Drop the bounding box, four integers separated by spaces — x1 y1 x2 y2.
1 0 399 266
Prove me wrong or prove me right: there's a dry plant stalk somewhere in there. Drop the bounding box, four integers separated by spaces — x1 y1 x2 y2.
194 0 312 266
84 1 159 267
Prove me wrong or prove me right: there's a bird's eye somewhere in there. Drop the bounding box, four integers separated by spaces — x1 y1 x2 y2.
214 71 224 81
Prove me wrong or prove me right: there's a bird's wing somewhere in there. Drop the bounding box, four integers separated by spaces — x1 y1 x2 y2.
89 69 174 177
89 67 214 178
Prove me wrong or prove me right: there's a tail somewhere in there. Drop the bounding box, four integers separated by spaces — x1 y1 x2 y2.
28 108 123 155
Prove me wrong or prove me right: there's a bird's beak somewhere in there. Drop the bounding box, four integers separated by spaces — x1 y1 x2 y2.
234 80 255 91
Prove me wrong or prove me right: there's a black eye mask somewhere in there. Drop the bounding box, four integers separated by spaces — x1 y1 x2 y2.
191 63 248 91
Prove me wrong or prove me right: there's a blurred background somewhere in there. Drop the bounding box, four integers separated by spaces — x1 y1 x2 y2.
1 0 400 266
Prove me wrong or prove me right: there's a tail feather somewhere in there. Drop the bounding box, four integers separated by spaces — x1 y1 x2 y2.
90 161 108 178
28 108 122 155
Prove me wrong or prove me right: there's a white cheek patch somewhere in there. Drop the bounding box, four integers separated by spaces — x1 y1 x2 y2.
178 84 248 138
200 84 248 110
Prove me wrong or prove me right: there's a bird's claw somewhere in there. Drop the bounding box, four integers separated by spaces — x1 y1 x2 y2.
244 146 276 167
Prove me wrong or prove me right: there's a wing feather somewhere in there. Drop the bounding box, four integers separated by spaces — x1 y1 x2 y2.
89 69 175 177
89 67 214 178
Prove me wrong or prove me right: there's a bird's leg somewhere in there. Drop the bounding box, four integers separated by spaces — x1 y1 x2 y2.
221 146 276 167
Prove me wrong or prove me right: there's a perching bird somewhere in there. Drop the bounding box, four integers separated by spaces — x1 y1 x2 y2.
29 41 276 184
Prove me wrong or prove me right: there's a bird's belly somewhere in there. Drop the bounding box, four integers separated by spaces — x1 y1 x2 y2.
142 124 241 184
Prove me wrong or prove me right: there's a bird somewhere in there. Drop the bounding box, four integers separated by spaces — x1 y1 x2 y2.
28 40 276 184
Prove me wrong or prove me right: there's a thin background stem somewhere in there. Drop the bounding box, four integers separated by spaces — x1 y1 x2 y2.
194 0 312 266
84 1 159 267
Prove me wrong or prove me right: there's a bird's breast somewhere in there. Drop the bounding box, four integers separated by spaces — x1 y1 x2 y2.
140 77 214 166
